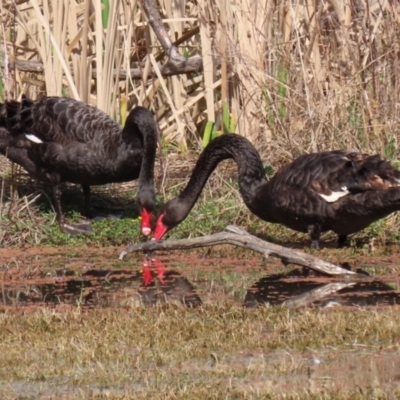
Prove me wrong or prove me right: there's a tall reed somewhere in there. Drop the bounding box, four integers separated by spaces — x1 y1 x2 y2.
0 0 398 166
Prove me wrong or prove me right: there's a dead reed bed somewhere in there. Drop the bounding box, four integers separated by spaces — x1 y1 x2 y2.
1 0 400 244
0 0 398 160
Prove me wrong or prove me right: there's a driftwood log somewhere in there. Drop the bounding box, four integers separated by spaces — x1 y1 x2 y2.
119 225 364 278
283 282 358 308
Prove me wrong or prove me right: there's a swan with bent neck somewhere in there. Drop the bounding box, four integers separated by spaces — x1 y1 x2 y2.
153 133 400 248
0 96 158 236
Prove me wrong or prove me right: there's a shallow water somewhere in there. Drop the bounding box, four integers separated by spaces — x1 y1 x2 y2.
0 246 400 311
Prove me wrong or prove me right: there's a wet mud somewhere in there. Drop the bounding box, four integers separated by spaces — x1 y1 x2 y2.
0 246 400 311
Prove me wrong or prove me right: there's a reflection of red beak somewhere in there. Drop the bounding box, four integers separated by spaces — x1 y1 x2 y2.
142 262 153 286
152 259 167 285
141 209 152 236
152 212 168 240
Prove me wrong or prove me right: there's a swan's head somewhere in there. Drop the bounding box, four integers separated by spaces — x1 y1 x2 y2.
152 198 187 240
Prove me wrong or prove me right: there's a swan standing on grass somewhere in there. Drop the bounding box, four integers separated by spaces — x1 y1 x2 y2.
0 96 158 236
153 133 400 248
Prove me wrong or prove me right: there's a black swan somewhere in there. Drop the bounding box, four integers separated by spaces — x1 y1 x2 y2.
0 96 158 236
153 133 400 248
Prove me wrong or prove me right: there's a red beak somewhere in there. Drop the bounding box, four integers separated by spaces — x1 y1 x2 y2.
152 212 168 240
141 209 152 236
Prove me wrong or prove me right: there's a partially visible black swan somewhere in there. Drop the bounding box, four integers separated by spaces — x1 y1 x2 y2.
153 133 400 248
0 96 158 235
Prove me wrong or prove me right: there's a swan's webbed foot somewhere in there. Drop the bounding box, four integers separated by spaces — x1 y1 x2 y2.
53 184 94 236
61 222 93 236
308 224 321 249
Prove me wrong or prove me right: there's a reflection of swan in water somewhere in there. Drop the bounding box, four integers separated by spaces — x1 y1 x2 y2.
244 266 400 309
139 259 202 308
0 262 202 309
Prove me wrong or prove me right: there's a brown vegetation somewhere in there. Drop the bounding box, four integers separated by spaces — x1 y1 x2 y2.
1 0 399 161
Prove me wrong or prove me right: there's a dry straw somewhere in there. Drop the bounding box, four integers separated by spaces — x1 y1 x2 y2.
0 0 399 163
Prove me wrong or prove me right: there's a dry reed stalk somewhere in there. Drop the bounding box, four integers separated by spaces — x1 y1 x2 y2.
198 0 215 125
27 0 79 98
221 0 270 142
160 0 188 146
149 53 187 146
0 0 399 166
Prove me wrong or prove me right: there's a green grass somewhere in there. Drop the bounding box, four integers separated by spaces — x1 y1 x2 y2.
42 216 142 246
1 172 400 251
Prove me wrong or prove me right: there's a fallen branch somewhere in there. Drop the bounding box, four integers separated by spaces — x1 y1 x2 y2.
2 55 207 80
141 0 187 64
283 282 357 308
120 225 362 277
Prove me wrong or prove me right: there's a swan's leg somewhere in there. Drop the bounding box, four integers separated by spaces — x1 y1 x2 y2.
82 185 92 217
53 184 65 226
307 224 321 249
53 184 93 236
81 184 122 220
337 234 348 248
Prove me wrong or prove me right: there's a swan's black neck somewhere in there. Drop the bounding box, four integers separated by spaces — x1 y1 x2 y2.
123 106 158 211
177 134 267 215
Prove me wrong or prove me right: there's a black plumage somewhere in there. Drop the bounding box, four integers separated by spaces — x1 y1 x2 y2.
0 96 158 235
153 133 400 248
